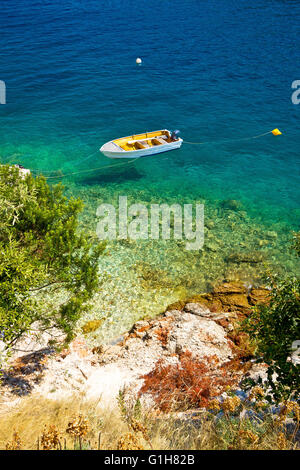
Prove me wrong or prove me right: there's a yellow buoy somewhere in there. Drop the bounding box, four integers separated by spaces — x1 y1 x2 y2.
136 57 142 64
272 128 282 136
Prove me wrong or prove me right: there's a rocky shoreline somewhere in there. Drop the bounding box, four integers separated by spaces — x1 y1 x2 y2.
0 281 270 412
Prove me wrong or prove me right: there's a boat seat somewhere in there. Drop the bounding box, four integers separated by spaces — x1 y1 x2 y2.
153 137 166 145
135 140 150 149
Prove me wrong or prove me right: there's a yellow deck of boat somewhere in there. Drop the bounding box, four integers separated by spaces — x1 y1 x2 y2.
113 130 172 151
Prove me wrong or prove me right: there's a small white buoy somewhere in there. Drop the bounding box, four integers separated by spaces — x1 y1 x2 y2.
136 57 142 65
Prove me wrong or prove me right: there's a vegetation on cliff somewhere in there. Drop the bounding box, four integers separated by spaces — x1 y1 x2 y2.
0 165 104 348
242 234 300 403
243 275 300 403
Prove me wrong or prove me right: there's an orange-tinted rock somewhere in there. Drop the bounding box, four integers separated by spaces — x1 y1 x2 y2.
128 320 151 338
213 281 247 295
219 293 250 310
165 300 186 312
209 282 251 314
172 281 270 320
248 287 271 306
215 318 231 329
186 293 223 313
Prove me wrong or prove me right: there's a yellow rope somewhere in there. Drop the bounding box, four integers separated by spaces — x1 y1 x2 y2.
29 150 102 174
38 156 140 180
183 130 273 145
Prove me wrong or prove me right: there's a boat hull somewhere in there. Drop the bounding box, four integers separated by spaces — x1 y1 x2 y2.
100 138 183 159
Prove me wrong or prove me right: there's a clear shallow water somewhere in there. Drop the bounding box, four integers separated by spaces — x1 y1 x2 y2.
1 0 299 342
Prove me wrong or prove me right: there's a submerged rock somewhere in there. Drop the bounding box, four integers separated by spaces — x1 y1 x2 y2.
220 199 244 211
186 293 223 313
165 300 185 312
226 251 264 264
205 242 219 252
81 319 105 334
265 231 278 239
205 220 215 229
258 239 270 247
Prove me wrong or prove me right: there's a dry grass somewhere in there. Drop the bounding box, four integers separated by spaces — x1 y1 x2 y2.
0 394 127 450
0 392 299 450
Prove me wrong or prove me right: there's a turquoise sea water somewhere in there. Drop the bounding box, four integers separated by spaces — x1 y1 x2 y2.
1 0 299 341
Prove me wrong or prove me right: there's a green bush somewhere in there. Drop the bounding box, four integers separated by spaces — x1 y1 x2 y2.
243 275 300 403
0 165 104 349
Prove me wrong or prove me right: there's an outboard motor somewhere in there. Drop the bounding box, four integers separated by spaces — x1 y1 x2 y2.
171 129 180 141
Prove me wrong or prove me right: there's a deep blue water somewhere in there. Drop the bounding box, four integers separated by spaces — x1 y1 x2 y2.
1 0 299 226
